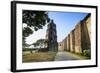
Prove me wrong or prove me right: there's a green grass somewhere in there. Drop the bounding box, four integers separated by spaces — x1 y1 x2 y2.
22 52 57 63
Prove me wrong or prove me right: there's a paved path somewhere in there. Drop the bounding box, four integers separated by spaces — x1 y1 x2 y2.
55 52 83 61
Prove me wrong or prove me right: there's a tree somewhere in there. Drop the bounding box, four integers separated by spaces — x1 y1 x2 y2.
22 10 50 46
44 39 49 48
36 39 45 49
23 27 33 47
32 42 39 48
32 39 47 49
23 10 50 30
23 27 33 37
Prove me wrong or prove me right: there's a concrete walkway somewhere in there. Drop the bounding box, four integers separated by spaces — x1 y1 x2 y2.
55 51 83 61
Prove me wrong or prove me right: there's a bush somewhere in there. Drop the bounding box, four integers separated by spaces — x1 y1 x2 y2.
83 49 91 58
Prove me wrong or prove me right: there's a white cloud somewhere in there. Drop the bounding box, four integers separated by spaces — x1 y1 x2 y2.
26 24 47 44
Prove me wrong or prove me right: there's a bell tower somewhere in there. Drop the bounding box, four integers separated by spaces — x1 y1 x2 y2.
46 20 58 51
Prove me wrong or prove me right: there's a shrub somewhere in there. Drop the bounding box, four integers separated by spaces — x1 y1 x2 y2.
83 49 91 58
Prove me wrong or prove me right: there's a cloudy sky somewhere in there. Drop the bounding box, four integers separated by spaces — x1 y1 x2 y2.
25 11 88 44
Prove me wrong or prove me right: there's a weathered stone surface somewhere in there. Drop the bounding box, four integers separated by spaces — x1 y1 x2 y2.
46 20 58 52
81 14 91 50
70 29 75 52
74 22 82 53
67 34 70 51
66 37 69 51
64 37 67 51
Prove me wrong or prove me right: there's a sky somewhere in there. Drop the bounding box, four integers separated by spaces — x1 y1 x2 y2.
25 11 88 44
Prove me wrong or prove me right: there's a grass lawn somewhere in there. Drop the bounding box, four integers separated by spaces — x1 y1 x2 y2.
22 52 57 63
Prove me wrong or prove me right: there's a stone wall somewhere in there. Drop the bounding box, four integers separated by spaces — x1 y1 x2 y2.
64 37 67 51
81 14 91 50
68 34 70 51
74 22 82 53
70 29 75 52
66 37 69 51
59 13 91 53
